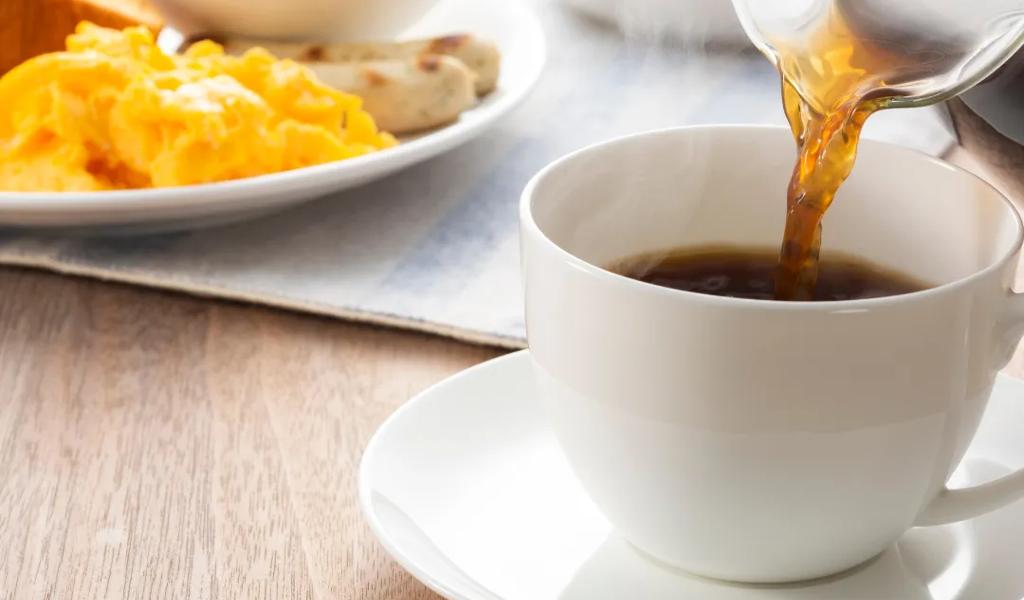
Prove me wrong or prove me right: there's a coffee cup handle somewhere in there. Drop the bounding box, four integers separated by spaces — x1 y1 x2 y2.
914 291 1024 527
916 470 1024 526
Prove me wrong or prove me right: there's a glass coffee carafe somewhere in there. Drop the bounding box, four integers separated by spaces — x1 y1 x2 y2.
731 0 1024 196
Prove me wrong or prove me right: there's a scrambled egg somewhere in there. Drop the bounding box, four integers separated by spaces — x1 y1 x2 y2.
0 23 397 191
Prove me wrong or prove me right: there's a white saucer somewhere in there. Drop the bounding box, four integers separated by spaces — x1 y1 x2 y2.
360 350 1024 600
0 0 544 232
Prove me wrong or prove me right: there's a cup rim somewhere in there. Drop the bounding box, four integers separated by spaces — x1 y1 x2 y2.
520 124 1024 311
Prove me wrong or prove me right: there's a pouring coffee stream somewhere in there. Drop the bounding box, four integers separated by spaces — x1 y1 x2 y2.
732 0 1024 300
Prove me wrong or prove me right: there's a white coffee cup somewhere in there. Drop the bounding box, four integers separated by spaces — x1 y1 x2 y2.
520 125 1024 583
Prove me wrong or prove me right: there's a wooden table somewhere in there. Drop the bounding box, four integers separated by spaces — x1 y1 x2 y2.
0 268 500 599
1 152 1022 599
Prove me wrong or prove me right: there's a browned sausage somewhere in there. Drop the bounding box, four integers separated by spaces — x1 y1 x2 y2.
309 54 476 134
221 34 501 95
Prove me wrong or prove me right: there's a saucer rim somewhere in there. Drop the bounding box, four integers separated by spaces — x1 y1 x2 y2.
358 349 1024 599
359 350 527 600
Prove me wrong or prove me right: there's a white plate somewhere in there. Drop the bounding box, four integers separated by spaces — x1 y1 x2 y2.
360 350 1024 600
0 0 544 233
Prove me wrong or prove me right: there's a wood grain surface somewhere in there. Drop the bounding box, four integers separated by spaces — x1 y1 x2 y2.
0 268 499 599
0 0 163 75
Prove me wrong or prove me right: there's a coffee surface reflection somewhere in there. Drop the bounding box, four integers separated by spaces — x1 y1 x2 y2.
613 246 928 301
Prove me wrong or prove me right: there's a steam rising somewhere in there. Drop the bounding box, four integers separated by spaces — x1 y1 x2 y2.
561 0 749 48
556 0 757 278
550 0 958 284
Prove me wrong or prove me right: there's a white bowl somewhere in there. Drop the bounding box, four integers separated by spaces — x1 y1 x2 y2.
151 0 442 41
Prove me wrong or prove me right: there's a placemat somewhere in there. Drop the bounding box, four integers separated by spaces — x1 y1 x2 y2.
0 1 955 349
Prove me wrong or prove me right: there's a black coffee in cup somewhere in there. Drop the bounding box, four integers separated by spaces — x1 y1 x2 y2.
611 246 928 301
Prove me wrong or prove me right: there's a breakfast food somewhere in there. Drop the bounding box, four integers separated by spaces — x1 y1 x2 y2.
1 0 162 75
0 23 395 191
208 33 502 132
220 34 502 95
302 55 476 133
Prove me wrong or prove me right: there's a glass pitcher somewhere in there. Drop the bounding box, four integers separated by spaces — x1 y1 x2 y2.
732 0 1024 196
731 0 1024 109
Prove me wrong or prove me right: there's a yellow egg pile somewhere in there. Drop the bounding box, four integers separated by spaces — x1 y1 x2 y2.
0 23 397 191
